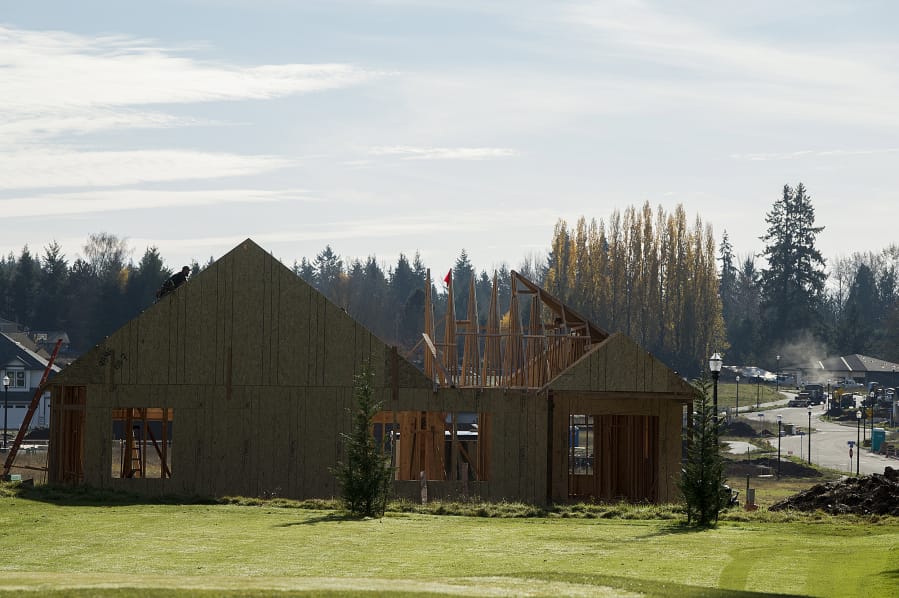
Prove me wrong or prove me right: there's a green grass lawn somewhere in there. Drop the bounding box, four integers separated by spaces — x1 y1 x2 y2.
1 485 897 597
717 383 787 411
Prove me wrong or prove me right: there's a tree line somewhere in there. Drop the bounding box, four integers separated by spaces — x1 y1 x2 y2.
0 234 198 354
2 183 896 375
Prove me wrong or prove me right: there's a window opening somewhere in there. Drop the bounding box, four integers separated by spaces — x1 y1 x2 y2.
111 408 172 479
373 411 489 481
568 414 594 475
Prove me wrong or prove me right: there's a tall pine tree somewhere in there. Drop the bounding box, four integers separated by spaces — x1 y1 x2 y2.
759 183 826 349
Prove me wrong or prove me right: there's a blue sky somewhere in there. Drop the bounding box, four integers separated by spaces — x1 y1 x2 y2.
2 0 898 275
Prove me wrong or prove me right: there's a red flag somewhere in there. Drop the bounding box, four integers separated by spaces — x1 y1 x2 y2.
443 269 452 285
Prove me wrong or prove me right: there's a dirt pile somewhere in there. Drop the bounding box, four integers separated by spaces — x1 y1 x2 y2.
770 467 899 516
726 459 821 478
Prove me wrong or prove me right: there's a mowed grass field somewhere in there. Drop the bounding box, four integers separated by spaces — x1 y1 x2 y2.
0 484 897 598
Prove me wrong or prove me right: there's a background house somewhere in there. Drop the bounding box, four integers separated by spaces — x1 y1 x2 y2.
1 332 60 436
45 239 696 504
785 354 899 389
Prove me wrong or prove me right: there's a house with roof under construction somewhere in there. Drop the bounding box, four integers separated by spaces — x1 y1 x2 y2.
42 239 697 504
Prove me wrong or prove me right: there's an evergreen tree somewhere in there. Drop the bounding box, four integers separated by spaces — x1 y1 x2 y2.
836 264 879 354
680 373 728 526
313 245 343 302
333 362 393 518
64 258 99 353
452 249 474 309
293 257 315 284
718 231 738 330
35 241 69 330
127 247 169 311
759 183 826 348
10 246 40 326
728 256 762 364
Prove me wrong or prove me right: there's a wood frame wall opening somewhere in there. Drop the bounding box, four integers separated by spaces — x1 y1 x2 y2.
111 408 173 479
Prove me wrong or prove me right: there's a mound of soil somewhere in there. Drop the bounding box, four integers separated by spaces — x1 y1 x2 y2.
770 467 899 516
723 421 757 437
726 459 821 478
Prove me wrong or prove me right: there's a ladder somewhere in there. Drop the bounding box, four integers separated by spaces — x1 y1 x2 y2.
124 425 143 478
3 338 63 478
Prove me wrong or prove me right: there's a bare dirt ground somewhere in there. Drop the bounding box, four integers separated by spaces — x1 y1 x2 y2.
769 466 899 515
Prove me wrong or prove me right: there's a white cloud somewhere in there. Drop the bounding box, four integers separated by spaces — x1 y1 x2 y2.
367 146 519 160
0 26 375 110
558 1 899 127
1 188 312 219
0 149 293 190
732 148 899 161
0 25 378 146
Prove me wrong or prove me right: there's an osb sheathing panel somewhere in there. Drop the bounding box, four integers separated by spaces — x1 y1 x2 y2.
549 332 694 398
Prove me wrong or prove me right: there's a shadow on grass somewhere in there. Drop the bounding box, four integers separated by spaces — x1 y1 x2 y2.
634 521 712 538
0 482 219 507
502 571 808 598
275 512 360 527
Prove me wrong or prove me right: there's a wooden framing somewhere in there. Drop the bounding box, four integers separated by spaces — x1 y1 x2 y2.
45 239 695 505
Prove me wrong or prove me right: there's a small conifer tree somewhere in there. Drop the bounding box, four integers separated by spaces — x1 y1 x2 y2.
680 373 728 526
334 362 394 517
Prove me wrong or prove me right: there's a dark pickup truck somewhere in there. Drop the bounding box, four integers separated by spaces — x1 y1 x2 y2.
788 392 811 407
802 384 824 405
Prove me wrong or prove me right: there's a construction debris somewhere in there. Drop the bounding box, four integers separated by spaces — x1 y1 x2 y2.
770 467 899 516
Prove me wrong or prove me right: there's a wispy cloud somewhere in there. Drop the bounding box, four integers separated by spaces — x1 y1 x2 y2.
367 145 519 160
130 206 558 255
1 188 313 219
0 24 378 166
731 148 899 161
0 149 293 190
0 26 376 113
558 1 899 127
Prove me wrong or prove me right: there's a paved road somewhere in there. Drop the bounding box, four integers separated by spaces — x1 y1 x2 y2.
744 394 896 475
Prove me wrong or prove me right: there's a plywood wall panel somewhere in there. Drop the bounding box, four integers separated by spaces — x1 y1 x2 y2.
308 293 327 386
277 269 310 387
287 387 304 497
302 387 329 497
136 301 171 386
230 244 265 387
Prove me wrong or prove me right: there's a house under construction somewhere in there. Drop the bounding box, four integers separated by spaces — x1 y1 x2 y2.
43 239 696 504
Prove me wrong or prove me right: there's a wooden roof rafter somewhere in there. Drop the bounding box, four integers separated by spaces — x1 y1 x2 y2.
418 269 610 389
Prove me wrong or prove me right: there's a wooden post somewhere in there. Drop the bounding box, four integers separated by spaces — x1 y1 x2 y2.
461 462 469 499
419 470 427 504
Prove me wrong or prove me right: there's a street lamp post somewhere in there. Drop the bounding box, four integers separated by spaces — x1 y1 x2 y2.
777 414 782 477
807 407 813 465
2 375 8 450
856 410 862 476
756 375 760 409
709 353 723 444
862 408 867 446
776 355 781 392
735 375 740 416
